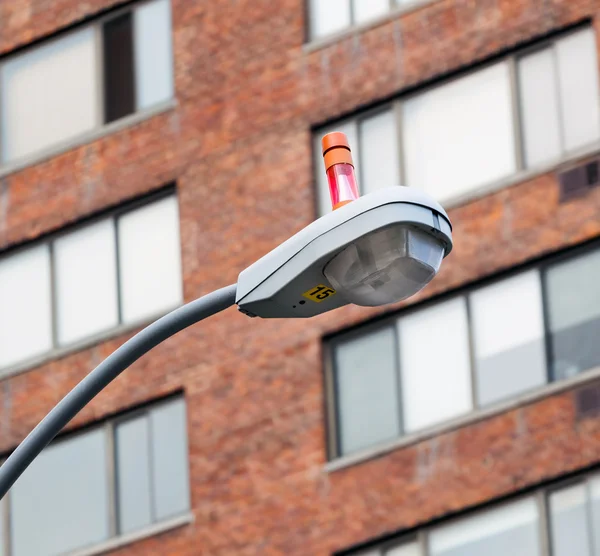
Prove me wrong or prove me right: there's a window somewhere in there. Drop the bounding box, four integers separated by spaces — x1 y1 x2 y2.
398 298 472 432
359 110 401 196
115 398 190 532
0 191 182 374
118 195 183 323
2 397 189 556
1 28 97 162
403 63 516 201
548 476 600 556
546 249 600 381
470 272 546 406
307 0 426 40
314 27 600 212
518 27 600 167
54 219 119 345
334 326 401 454
386 541 422 555
134 0 175 110
351 496 543 556
0 245 53 368
0 0 173 164
10 429 110 556
353 0 390 25
349 471 600 556
0 497 5 556
549 484 594 556
328 242 600 459
430 499 541 556
331 297 472 457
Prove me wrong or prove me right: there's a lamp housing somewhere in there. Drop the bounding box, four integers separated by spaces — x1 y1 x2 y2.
236 187 452 318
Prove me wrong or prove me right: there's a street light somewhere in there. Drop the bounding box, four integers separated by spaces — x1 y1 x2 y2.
0 133 453 499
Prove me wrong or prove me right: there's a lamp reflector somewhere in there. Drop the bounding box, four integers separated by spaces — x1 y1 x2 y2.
323 225 444 307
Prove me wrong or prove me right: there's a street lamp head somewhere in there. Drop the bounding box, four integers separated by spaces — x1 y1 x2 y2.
236 186 452 318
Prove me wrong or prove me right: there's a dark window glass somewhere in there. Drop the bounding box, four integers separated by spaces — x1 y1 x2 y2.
103 13 135 123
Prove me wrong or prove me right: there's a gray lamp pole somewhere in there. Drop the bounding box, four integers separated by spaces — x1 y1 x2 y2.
0 284 237 499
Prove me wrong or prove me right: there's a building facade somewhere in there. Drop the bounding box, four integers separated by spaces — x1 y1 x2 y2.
1 0 600 554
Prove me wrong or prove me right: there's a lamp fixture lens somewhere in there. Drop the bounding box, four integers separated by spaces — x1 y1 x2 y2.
323 225 444 307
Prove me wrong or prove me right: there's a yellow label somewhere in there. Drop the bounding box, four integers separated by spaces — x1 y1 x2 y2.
302 284 337 303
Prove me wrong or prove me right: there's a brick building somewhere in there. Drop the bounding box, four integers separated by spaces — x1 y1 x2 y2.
1 0 600 554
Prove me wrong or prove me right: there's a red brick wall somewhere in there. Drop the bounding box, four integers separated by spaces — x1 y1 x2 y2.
2 0 600 554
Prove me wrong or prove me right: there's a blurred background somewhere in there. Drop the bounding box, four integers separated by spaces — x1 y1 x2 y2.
0 0 600 554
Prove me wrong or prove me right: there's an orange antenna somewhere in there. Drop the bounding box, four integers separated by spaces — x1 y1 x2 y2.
321 132 360 210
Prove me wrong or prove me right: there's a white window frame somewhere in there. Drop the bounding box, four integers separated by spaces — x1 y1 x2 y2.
0 0 175 176
306 0 436 43
0 186 182 379
0 396 191 556
313 25 600 214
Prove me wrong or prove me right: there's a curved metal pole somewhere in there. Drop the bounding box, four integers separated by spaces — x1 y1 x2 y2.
0 283 237 499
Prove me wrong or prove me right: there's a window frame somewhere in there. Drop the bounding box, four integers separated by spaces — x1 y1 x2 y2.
0 394 190 556
313 23 599 215
341 469 600 556
325 237 600 461
0 184 180 379
327 319 404 458
306 0 434 43
0 0 175 172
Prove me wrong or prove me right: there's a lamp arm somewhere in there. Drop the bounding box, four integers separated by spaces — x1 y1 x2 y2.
0 283 238 499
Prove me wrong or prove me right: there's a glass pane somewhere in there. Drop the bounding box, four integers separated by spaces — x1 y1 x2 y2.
556 28 600 151
549 484 592 556
1 28 97 162
387 541 422 555
430 498 540 556
103 13 135 122
118 196 183 323
10 429 110 556
335 326 401 455
359 109 401 194
0 498 4 556
116 415 152 534
518 48 562 167
54 219 119 346
588 475 600 555
150 398 190 521
309 0 351 39
398 298 473 433
314 120 359 216
403 62 516 202
546 249 600 380
354 0 389 25
470 272 547 406
0 245 53 368
134 0 174 109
